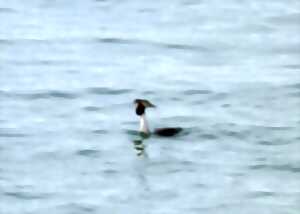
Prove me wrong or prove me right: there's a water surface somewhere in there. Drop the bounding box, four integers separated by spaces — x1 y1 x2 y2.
0 0 300 213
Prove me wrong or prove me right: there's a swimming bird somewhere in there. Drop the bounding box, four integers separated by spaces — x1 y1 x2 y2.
134 99 182 137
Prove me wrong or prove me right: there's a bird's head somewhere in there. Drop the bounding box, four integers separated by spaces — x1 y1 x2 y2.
134 99 156 116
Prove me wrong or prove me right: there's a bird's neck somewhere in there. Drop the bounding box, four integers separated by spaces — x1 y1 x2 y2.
140 114 150 134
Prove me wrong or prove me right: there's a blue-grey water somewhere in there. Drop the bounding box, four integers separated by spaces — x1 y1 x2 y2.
1 0 300 213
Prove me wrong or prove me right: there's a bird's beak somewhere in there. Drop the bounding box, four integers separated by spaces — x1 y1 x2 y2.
149 104 156 108
145 101 156 108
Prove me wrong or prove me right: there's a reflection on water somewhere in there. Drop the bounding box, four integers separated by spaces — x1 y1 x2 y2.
133 139 146 156
132 132 150 156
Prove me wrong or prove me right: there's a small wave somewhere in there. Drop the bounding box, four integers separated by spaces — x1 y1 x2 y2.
4 191 50 200
101 168 119 175
221 103 231 108
91 129 108 134
198 133 218 140
142 90 155 95
272 45 300 55
183 89 213 95
96 37 135 45
287 91 300 97
268 12 300 26
56 202 96 213
95 36 209 52
76 149 101 157
286 83 300 90
46 91 78 99
162 43 206 51
219 129 250 140
247 191 276 198
7 59 76 66
0 7 16 14
0 133 28 138
86 87 132 95
249 163 300 173
0 39 14 45
281 64 300 70
257 138 293 146
0 90 78 100
257 140 274 146
83 106 104 112
0 129 28 138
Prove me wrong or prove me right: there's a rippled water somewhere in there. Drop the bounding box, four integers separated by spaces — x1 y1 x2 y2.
1 0 300 213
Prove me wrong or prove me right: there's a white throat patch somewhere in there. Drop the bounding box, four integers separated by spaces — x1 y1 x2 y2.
140 114 150 134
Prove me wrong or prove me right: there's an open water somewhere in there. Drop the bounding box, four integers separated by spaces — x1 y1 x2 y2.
0 0 300 213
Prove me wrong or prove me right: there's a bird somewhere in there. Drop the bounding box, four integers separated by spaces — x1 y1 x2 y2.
134 99 182 137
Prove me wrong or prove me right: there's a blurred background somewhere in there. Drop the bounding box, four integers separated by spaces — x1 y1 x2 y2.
0 0 300 213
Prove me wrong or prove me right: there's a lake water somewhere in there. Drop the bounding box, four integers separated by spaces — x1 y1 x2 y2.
1 0 300 213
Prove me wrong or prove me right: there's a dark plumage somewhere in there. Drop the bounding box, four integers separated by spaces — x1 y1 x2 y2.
154 127 182 137
135 103 145 116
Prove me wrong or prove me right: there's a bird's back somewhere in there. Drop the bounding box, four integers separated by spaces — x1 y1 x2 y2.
154 127 182 137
